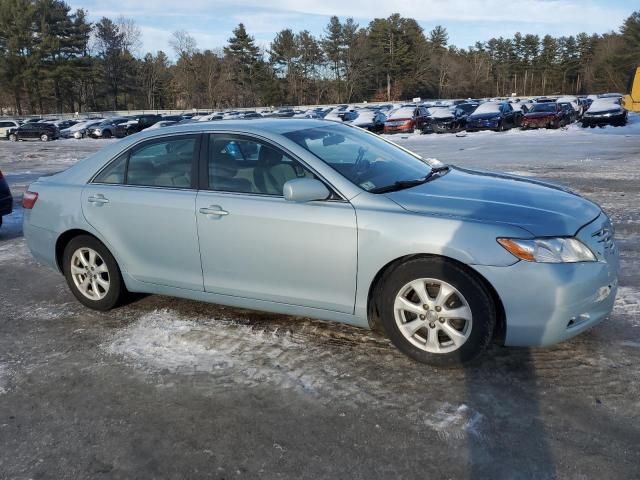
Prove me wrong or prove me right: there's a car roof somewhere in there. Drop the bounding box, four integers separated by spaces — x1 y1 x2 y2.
133 118 336 139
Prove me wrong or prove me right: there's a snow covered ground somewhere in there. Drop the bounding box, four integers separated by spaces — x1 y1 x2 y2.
0 116 639 478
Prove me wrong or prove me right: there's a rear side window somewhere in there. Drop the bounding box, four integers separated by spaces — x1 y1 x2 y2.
94 154 127 184
93 135 197 188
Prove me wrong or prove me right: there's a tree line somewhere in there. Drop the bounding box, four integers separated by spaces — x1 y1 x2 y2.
0 0 638 114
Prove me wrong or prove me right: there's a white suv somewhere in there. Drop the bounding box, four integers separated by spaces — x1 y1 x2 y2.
0 120 20 139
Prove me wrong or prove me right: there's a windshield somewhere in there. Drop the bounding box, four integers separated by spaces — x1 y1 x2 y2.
472 103 501 115
530 103 557 113
588 99 621 113
427 107 453 118
283 124 433 192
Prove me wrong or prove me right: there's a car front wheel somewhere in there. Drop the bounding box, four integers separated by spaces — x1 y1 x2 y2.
378 257 496 366
63 235 125 311
40 133 49 142
8 133 17 141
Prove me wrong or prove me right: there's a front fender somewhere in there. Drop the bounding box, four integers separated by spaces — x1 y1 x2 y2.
351 194 529 320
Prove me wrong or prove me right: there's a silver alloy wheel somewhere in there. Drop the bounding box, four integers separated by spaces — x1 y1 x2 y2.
394 278 473 354
40 134 49 142
70 247 110 300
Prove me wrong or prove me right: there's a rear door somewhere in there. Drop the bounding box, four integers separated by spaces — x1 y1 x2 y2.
195 133 358 313
82 134 204 290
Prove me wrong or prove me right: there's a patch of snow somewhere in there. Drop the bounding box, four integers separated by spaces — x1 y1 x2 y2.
0 364 10 394
615 287 640 324
416 403 485 441
471 102 501 115
427 107 454 118
0 239 29 263
387 107 416 120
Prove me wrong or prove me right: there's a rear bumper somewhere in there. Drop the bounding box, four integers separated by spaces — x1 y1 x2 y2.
23 220 59 271
0 193 12 216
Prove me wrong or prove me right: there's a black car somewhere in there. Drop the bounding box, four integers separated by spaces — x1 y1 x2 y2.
123 115 162 135
8 123 59 142
557 102 578 123
465 101 522 131
0 169 12 229
422 102 480 133
581 99 628 127
421 106 464 134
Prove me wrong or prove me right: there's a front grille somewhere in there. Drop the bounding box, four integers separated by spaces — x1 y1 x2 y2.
592 224 615 254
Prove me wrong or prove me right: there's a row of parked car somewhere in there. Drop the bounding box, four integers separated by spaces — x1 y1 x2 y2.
0 93 629 142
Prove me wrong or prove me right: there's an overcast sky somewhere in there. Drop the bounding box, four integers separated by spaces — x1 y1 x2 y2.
69 0 634 57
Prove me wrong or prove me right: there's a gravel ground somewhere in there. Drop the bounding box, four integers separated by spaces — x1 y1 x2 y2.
0 122 639 479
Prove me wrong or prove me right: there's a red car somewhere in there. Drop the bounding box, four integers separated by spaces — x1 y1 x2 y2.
383 106 430 134
521 103 570 129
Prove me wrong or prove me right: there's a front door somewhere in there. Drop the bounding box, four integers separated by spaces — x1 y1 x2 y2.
195 133 358 314
82 134 204 291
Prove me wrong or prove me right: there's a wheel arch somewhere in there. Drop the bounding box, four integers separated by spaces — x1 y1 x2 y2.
366 253 506 344
55 229 102 272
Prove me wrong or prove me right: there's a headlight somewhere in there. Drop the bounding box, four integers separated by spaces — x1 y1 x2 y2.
497 237 596 263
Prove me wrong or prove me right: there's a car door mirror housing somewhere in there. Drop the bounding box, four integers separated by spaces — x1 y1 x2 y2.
283 178 331 202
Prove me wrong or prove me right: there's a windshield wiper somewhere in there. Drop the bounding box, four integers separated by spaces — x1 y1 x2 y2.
369 165 449 194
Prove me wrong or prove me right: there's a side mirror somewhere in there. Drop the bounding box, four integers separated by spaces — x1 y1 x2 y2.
283 178 330 202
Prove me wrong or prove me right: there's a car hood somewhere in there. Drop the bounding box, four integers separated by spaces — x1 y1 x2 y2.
468 113 501 121
385 167 601 236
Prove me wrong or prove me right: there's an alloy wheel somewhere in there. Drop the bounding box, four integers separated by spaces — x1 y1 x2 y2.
393 278 473 354
70 247 110 300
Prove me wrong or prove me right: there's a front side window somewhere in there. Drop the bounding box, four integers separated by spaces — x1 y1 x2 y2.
207 134 315 195
283 123 433 193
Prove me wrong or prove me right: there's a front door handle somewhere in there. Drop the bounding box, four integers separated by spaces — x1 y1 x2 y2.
199 206 229 216
88 194 109 205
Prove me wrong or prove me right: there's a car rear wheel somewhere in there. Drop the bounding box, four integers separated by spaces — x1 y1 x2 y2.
63 235 125 311
102 130 112 139
378 257 496 366
40 134 49 142
8 133 17 141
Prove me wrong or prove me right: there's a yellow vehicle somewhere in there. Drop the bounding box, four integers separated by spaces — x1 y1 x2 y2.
623 66 640 112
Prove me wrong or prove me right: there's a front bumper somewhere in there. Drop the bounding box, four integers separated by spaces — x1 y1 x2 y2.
466 120 499 131
474 213 618 347
522 117 554 128
384 123 413 134
581 112 626 126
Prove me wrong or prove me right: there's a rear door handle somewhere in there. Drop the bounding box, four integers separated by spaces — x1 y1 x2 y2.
88 194 109 205
199 206 229 216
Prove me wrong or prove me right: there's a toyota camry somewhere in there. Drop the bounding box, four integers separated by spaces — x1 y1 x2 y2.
23 119 618 366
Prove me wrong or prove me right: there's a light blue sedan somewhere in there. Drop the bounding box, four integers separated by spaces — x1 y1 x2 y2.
22 119 618 365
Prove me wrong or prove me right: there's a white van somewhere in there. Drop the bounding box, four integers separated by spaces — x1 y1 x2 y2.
0 120 20 139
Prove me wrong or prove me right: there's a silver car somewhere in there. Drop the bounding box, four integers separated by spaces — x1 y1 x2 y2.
22 120 618 365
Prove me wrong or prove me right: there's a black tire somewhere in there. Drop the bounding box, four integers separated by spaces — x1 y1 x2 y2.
8 133 17 142
102 130 112 139
377 257 496 367
40 133 49 142
63 235 126 311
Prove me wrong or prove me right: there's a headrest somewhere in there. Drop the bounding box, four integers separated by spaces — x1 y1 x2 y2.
258 145 283 166
211 152 238 176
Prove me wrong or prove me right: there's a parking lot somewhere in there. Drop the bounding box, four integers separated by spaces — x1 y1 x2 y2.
1 122 639 479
